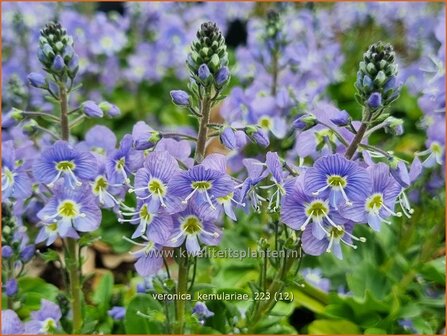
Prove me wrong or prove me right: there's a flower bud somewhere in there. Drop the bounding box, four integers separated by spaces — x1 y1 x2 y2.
20 245 35 263
170 90 190 106
198 64 211 81
247 127 270 147
215 66 230 87
2 246 13 259
367 92 382 109
330 110 350 127
220 127 237 150
51 55 65 73
292 114 317 130
82 100 103 118
27 72 47 88
5 279 18 297
99 101 121 117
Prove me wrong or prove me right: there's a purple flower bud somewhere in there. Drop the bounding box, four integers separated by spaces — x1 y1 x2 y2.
220 127 237 150
251 128 270 148
108 306 126 321
384 76 397 92
136 283 146 293
330 110 350 126
2 246 13 259
198 64 211 81
20 245 35 263
367 92 382 109
293 114 317 130
215 66 230 87
362 75 373 89
82 100 104 118
51 55 65 73
390 159 410 188
5 279 18 297
99 102 121 117
27 73 47 88
170 90 190 106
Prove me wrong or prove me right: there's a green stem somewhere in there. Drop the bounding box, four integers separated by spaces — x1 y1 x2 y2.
345 107 371 159
66 238 82 334
194 96 211 163
58 82 82 334
174 247 189 334
271 51 279 96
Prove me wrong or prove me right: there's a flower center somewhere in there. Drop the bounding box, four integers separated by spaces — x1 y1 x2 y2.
41 318 56 333
2 167 15 190
259 116 272 129
46 223 58 233
139 204 153 223
116 157 126 170
93 176 108 194
329 226 344 238
58 200 79 218
431 142 442 154
327 175 347 189
91 146 106 155
148 178 167 196
217 192 234 203
181 215 202 234
191 181 212 191
56 160 75 171
143 240 155 255
366 193 383 211
315 129 336 143
305 200 329 219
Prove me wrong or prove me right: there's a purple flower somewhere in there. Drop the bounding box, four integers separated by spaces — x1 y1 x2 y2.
304 154 371 209
77 125 117 156
341 163 402 231
167 202 222 255
367 92 382 109
2 246 13 259
198 64 211 81
24 299 62 334
215 66 230 87
133 151 180 213
36 183 101 245
170 90 190 106
293 114 317 130
132 237 164 277
5 279 18 296
301 268 330 292
27 72 47 88
108 306 126 321
33 141 98 189
90 162 123 209
82 100 104 118
1 310 24 335
281 176 347 239
302 220 362 260
168 162 234 211
193 302 214 322
132 121 160 150
20 244 35 262
417 141 444 168
2 141 32 200
106 134 143 185
389 158 411 188
120 200 173 243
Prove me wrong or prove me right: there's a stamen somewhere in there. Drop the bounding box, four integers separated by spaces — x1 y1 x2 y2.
326 234 334 253
170 229 186 242
381 203 402 217
118 216 142 223
47 170 63 188
312 184 330 196
323 213 343 231
343 230 366 242
122 236 147 247
300 212 313 231
340 237 358 249
338 183 352 206
67 167 82 187
182 187 199 204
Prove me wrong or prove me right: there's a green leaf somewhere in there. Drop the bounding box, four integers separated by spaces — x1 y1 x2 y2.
308 319 360 334
17 277 59 317
124 295 164 334
364 328 387 334
39 250 60 263
92 272 114 315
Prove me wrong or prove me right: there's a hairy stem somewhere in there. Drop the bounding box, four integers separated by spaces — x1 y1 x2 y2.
345 107 371 159
271 52 279 96
58 82 82 334
194 96 211 163
174 247 189 334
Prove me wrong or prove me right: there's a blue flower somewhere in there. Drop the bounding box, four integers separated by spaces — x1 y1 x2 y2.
5 279 18 296
1 310 24 335
132 121 160 150
167 202 222 255
77 125 117 157
36 183 101 245
341 163 402 231
24 299 62 334
108 306 126 321
301 268 330 292
33 141 98 189
168 161 233 211
106 134 143 185
130 237 164 277
2 141 32 200
132 151 180 213
304 154 371 209
193 302 214 324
